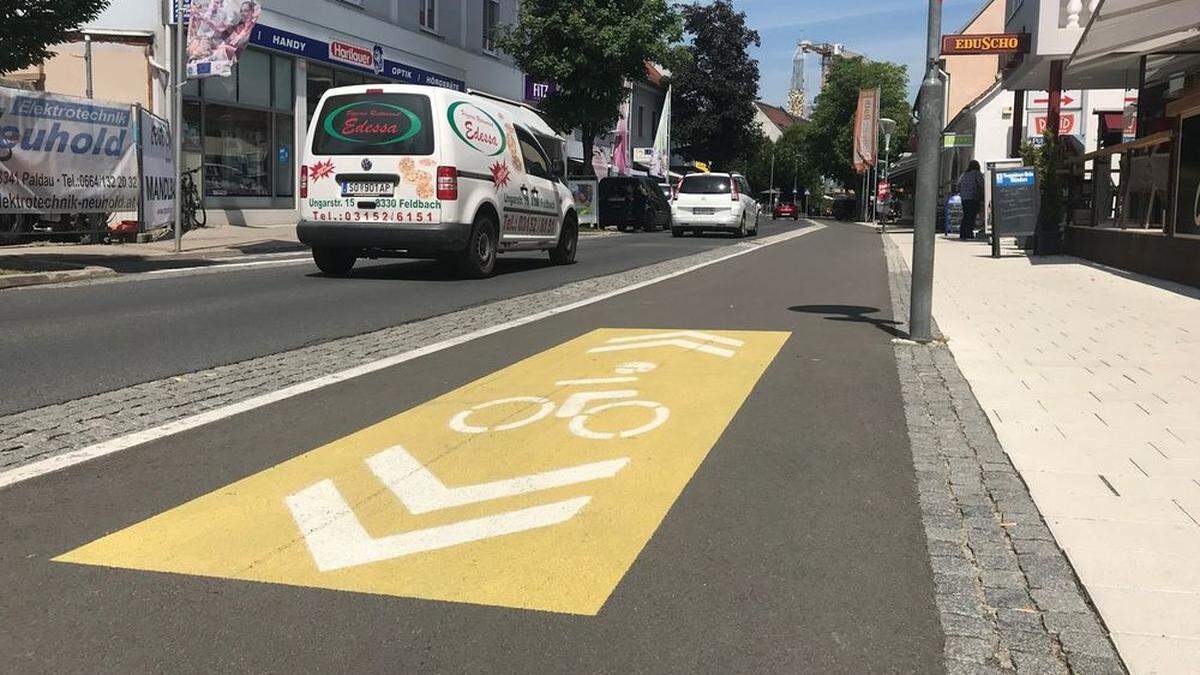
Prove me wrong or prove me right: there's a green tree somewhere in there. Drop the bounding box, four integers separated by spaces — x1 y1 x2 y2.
499 0 681 169
802 56 912 193
733 123 819 204
671 0 761 170
0 0 111 73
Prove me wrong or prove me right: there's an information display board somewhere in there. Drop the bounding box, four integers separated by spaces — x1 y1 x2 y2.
991 167 1039 237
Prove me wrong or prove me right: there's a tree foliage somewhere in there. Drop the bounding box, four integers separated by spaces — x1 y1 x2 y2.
802 56 912 191
733 123 819 203
499 0 680 167
0 0 112 73
671 0 761 170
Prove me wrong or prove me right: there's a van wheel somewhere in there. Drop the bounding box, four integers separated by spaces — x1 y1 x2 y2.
313 247 356 276
458 211 498 278
550 214 578 265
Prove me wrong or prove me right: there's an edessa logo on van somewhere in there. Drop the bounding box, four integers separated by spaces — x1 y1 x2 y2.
322 101 421 145
447 101 505 156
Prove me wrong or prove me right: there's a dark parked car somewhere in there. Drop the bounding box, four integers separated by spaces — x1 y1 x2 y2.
598 176 672 232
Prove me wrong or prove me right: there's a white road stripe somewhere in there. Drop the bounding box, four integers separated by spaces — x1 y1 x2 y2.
0 225 824 490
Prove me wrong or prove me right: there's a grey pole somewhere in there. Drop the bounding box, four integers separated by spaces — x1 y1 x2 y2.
173 1 184 253
909 0 944 343
83 35 93 99
879 117 896 233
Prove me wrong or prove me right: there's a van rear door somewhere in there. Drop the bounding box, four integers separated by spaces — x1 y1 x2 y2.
303 91 442 226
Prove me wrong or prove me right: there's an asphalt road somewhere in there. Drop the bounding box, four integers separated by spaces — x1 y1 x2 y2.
0 222 943 672
0 220 795 415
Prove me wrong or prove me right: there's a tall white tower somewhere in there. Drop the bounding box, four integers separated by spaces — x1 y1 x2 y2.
787 41 809 118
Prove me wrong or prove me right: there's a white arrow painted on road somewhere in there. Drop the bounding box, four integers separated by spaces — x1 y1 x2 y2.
286 480 590 572
366 445 628 514
285 445 629 571
587 331 745 358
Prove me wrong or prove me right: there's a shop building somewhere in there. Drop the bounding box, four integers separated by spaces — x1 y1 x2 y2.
6 0 526 226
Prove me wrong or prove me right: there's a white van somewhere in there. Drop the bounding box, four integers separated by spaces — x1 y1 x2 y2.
299 84 578 278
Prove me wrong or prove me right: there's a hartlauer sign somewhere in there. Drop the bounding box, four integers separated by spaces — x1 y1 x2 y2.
940 33 1029 55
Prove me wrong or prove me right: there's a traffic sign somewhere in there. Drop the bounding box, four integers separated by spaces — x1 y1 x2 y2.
57 329 788 615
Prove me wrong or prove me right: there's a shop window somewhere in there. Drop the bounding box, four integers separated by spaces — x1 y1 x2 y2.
420 0 436 31
272 55 293 111
203 104 271 197
204 66 238 103
307 64 334 124
238 49 271 109
335 70 364 88
482 0 499 52
274 115 295 197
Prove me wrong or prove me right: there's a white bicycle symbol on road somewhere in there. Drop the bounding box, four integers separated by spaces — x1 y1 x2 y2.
448 361 670 440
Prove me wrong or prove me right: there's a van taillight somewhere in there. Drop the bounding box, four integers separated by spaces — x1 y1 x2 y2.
437 166 458 200
730 177 739 202
300 164 308 198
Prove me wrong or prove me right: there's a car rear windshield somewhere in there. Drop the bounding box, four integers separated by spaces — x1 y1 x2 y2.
679 175 731 194
312 93 434 156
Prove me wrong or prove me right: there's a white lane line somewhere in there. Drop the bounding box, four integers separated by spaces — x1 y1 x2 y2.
142 255 313 275
0 225 824 490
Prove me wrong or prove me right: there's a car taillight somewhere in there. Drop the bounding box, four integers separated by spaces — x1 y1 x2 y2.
437 166 458 200
730 177 739 202
300 164 308 198
366 88 383 94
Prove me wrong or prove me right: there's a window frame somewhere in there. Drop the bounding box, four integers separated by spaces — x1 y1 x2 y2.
515 127 552 180
419 0 437 32
482 0 500 53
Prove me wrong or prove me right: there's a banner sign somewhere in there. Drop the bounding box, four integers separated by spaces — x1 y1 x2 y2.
524 77 558 102
137 107 174 229
852 88 879 173
0 87 137 214
250 24 466 91
943 133 975 148
940 33 1029 56
186 0 262 78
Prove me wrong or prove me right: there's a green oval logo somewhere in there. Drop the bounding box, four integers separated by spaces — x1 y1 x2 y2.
322 101 422 146
447 101 507 157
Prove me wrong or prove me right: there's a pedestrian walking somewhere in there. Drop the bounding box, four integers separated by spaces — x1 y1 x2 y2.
957 160 985 240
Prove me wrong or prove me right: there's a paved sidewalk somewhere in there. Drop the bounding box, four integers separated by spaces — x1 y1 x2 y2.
0 223 303 270
890 231 1200 674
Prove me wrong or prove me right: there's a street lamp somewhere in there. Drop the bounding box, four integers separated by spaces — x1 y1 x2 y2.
878 117 896 231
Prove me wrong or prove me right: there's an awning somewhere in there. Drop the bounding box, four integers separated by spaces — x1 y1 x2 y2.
1098 112 1125 132
1068 0 1200 78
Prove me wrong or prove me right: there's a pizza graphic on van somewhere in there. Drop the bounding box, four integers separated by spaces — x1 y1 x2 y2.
447 101 507 157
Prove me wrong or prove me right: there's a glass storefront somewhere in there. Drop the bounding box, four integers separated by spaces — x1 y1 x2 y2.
305 64 386 126
182 48 295 208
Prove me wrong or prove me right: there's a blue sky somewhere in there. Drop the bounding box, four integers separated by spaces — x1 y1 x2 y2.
716 0 985 106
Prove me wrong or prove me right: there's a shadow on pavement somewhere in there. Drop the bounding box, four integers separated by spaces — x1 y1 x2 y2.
788 304 906 338
312 255 557 281
0 239 306 274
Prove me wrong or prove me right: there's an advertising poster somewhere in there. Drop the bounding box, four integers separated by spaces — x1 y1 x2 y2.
137 108 175 229
569 179 597 226
187 0 262 78
0 87 137 214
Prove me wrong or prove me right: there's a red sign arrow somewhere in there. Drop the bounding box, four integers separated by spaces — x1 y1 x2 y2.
1033 93 1075 106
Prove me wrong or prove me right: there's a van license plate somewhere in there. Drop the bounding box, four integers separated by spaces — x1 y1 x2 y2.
693 207 715 215
341 181 394 197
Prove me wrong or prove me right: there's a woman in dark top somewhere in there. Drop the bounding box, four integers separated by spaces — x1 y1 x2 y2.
958 160 986 240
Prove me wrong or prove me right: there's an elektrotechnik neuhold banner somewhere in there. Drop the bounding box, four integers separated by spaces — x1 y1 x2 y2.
0 87 138 214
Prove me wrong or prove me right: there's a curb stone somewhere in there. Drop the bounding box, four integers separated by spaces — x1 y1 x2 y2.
0 266 117 290
881 233 1125 674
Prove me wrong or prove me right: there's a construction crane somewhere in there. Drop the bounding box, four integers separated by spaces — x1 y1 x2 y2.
787 41 862 118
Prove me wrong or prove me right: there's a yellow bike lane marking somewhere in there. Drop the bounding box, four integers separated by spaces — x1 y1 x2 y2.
58 329 788 615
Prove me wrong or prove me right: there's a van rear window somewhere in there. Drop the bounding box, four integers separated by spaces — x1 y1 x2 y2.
312 93 434 156
679 175 731 194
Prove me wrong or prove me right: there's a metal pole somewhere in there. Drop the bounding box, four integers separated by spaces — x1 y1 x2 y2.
83 35 93 99
769 150 775 211
173 1 184 253
881 132 891 233
910 0 944 343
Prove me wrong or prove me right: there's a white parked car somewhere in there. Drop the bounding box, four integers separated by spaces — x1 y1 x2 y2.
670 172 760 238
299 84 578 278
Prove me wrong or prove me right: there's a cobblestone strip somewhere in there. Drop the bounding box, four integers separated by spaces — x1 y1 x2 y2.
0 229 812 472
883 235 1124 674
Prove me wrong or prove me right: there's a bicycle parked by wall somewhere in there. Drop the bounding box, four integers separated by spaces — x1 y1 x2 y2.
152 167 206 241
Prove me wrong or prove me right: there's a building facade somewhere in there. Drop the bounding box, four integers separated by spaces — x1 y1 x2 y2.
9 0 526 226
